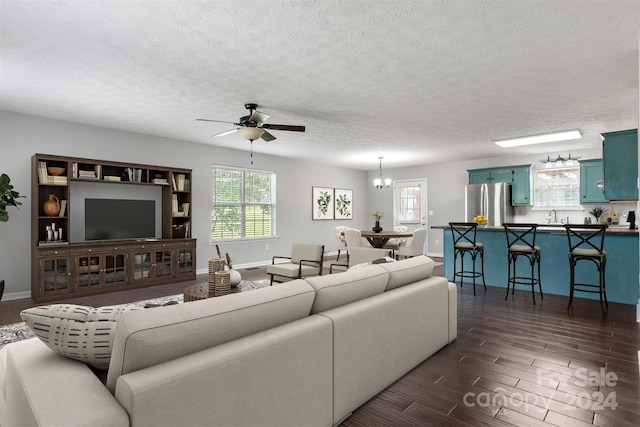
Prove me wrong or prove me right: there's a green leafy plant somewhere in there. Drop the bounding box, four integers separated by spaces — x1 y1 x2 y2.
589 206 604 222
316 191 331 215
0 173 23 222
336 194 352 217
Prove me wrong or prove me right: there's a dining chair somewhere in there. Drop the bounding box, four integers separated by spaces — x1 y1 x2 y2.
395 228 426 259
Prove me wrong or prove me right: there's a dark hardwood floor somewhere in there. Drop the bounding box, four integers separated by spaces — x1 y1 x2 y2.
2 259 639 426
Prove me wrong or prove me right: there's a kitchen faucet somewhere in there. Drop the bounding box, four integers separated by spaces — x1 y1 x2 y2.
549 209 558 224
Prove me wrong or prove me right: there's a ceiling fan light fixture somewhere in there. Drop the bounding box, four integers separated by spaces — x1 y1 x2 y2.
237 127 265 141
495 130 582 148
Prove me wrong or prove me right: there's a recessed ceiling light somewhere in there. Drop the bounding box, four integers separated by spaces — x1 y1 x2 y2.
494 130 582 148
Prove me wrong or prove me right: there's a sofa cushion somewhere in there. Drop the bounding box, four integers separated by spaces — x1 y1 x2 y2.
378 255 435 291
20 304 142 370
305 265 389 314
106 279 316 393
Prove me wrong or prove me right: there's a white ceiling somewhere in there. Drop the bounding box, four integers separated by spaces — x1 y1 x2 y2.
1 0 639 170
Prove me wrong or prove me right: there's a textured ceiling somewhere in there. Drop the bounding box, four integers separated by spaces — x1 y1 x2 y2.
1 0 639 170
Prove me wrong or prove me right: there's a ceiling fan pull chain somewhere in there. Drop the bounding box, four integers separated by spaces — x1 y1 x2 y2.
250 139 254 165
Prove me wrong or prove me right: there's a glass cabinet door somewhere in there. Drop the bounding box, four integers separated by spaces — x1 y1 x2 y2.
104 253 127 286
154 249 173 278
40 256 71 297
176 247 195 277
132 250 152 281
77 255 101 288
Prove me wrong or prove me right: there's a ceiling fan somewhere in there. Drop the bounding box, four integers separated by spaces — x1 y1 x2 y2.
196 103 305 142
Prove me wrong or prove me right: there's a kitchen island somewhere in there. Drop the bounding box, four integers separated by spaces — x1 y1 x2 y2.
433 225 639 305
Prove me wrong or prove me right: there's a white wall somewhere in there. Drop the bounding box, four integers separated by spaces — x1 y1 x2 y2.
0 111 369 299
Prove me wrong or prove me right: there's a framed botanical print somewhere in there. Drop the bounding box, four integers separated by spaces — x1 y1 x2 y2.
312 186 334 220
334 188 353 219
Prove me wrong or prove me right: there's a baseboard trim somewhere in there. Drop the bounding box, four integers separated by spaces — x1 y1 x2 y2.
2 290 31 302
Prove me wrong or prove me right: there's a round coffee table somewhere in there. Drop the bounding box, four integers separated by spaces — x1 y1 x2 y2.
183 281 243 302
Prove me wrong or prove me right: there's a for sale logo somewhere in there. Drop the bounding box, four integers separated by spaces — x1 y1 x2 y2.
463 367 618 412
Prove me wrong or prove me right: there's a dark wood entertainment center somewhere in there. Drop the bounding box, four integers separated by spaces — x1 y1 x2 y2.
31 154 196 302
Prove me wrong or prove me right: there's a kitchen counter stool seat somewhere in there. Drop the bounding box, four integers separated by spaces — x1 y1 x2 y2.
449 222 486 295
504 223 543 304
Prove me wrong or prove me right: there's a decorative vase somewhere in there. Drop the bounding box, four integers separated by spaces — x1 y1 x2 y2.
43 194 60 216
372 221 383 233
229 269 241 287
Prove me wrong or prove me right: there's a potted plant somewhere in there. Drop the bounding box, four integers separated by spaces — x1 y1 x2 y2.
0 173 24 301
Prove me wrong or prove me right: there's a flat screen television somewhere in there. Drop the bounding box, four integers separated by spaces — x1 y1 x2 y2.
85 199 155 241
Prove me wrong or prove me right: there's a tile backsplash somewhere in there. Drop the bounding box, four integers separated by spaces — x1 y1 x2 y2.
515 202 639 226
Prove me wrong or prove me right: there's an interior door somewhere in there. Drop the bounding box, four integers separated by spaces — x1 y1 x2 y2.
392 179 428 252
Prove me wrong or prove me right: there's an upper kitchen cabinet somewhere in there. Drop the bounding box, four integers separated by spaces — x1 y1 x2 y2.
511 165 531 206
468 167 513 184
602 129 638 201
468 165 531 205
579 159 607 203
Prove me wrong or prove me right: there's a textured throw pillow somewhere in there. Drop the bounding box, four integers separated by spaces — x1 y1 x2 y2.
20 304 142 370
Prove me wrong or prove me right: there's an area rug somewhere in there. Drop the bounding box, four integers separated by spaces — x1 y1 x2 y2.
0 279 270 350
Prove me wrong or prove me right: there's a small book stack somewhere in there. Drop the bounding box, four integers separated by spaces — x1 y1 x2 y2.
152 177 168 184
37 161 68 185
104 175 121 182
78 170 97 179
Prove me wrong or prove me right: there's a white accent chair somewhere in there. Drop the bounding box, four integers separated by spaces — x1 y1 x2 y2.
395 228 427 260
267 243 324 285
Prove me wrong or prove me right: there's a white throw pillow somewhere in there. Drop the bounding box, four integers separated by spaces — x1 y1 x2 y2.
21 304 142 370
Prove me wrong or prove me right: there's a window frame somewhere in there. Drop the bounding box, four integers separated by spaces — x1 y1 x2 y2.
211 164 277 242
532 165 581 210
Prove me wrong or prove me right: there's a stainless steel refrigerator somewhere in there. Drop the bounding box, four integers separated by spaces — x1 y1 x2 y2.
465 183 514 226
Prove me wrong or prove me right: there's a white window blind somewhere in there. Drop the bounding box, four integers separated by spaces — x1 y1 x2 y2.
211 166 276 240
533 166 580 208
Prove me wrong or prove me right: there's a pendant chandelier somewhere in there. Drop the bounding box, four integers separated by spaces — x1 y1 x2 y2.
373 156 392 189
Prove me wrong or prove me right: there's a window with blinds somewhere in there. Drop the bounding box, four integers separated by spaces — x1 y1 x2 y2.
211 166 276 240
533 166 580 208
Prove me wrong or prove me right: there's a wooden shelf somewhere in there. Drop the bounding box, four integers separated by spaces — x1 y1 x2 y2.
31 153 195 302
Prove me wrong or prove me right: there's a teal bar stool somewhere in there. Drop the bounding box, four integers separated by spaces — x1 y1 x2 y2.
504 223 543 304
449 222 486 295
564 224 608 315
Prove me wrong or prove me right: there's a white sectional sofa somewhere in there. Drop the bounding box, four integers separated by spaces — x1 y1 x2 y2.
0 255 457 427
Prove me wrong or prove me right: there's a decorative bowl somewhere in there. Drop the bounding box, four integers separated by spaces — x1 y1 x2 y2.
47 166 66 176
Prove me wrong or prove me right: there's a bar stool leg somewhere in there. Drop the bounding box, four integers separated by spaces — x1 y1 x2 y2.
529 255 536 305
536 252 543 300
479 249 486 291
567 255 575 311
471 251 477 296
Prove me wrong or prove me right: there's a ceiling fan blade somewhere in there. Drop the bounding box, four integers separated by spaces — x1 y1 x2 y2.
196 118 236 124
248 111 269 124
211 129 237 138
261 131 276 142
261 124 305 132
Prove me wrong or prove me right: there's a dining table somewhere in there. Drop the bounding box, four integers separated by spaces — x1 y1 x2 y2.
360 230 414 248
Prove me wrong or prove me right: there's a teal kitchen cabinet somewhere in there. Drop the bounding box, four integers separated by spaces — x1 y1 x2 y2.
468 165 531 205
602 129 638 201
511 165 531 205
468 167 513 184
579 159 607 203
